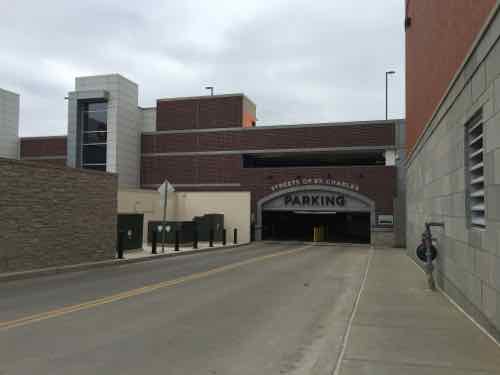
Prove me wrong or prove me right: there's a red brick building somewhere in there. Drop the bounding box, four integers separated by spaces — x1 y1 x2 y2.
21 77 405 245
405 0 496 154
20 136 67 165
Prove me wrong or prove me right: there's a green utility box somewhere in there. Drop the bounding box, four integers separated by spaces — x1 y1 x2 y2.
193 214 224 241
117 214 144 250
147 221 196 244
147 214 225 244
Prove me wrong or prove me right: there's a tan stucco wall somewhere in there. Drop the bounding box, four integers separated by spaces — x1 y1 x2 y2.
118 189 176 244
118 190 251 245
175 191 251 244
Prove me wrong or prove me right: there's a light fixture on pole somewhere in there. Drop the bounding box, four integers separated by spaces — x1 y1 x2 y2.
205 86 214 96
385 70 396 120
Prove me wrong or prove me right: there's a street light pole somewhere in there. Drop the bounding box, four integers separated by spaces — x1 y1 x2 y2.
205 86 214 96
385 70 395 120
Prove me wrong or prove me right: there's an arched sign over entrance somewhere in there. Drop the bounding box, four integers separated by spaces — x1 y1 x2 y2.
255 184 376 240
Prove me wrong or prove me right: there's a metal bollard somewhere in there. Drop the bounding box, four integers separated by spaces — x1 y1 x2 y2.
152 229 157 254
222 229 227 246
175 230 180 251
193 227 198 249
233 228 238 244
209 229 214 247
117 230 124 259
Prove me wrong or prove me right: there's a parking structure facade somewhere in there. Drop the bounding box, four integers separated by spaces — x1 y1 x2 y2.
20 74 405 246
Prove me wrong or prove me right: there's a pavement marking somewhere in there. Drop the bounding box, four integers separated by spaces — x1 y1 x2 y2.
332 245 374 375
0 244 311 332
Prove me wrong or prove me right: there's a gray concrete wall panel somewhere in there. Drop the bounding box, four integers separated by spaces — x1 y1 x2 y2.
0 88 19 159
407 6 500 338
67 74 140 188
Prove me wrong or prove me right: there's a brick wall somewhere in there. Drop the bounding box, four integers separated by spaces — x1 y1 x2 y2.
20 136 68 165
406 0 496 155
141 154 396 216
142 122 397 217
142 123 395 153
156 95 248 131
0 158 117 273
142 155 396 214
20 137 67 157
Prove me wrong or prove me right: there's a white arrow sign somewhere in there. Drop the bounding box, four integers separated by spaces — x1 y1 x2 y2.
158 180 175 253
158 181 175 207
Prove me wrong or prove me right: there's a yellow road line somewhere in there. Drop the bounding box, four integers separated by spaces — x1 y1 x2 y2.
0 245 311 332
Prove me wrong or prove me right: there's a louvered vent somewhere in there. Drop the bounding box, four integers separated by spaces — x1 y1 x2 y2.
466 112 485 228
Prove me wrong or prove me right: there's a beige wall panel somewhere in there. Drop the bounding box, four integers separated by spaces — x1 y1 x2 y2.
118 189 176 244
118 190 251 245
175 192 251 244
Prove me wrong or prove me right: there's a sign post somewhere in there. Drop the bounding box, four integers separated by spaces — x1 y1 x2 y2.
158 180 175 253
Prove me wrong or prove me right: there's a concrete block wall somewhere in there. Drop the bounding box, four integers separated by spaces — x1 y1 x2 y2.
0 88 19 159
140 107 156 132
394 119 407 247
115 77 140 188
371 229 395 248
0 158 117 273
407 6 500 338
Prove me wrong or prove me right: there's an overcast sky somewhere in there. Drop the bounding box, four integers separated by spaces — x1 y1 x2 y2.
1 0 405 137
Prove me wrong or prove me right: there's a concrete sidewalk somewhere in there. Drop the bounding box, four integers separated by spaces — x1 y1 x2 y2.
338 247 500 375
130 241 235 259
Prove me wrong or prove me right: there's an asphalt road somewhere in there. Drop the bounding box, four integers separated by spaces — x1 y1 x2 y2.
0 242 370 375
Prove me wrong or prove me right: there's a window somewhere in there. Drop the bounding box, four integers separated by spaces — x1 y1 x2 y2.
83 132 107 144
465 111 485 228
82 145 107 164
80 101 107 171
83 111 107 132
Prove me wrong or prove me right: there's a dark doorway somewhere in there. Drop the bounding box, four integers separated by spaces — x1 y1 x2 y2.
117 214 144 250
262 211 370 243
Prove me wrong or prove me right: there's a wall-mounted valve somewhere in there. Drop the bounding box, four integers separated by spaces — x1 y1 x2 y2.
417 222 444 291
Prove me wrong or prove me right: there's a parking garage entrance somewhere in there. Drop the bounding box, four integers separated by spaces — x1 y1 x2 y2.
257 185 375 244
262 211 370 243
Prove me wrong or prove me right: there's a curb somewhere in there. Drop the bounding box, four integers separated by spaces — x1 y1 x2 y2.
0 243 250 283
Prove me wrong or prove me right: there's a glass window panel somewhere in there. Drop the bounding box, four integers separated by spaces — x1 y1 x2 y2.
83 111 107 132
82 144 107 164
86 102 107 112
83 132 107 144
83 164 106 171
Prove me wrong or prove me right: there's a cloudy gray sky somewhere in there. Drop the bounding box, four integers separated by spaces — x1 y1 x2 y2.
1 0 405 137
